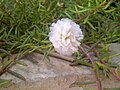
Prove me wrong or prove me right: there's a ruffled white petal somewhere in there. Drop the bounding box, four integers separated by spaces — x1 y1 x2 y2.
49 18 84 56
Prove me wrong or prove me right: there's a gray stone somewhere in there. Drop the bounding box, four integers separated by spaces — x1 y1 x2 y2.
1 53 91 83
110 43 120 65
1 43 120 90
1 53 92 90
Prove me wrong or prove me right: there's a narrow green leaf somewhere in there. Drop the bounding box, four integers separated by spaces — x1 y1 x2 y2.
2 58 14 69
105 44 110 62
115 68 120 77
29 58 38 64
0 49 12 57
40 44 52 49
109 53 120 59
70 8 90 13
103 8 116 13
95 64 100 78
76 59 93 67
0 79 12 87
64 11 72 19
41 40 50 44
32 38 40 43
29 46 41 53
7 70 26 81
86 21 95 30
16 61 28 66
102 0 112 10
38 33 48 36
96 61 108 69
77 5 84 9
70 81 96 87
17 43 32 48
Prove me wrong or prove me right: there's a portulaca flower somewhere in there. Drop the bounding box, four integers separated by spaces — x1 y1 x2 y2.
49 18 83 56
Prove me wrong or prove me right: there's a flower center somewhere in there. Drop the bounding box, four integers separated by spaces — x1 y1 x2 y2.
65 36 70 40
60 33 62 39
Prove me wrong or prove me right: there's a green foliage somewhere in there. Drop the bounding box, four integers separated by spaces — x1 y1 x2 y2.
0 79 12 87
0 0 119 55
66 0 120 44
0 0 120 88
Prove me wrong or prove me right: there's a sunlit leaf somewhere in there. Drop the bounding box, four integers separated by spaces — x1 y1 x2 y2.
102 0 112 10
96 61 108 69
103 8 116 13
40 44 52 49
115 68 120 77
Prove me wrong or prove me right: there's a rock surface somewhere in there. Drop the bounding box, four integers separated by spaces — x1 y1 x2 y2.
1 53 91 82
110 43 120 65
1 43 120 90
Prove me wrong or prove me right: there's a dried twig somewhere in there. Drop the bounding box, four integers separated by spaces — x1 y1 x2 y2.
49 52 75 62
75 13 91 24
36 50 75 62
0 41 6 46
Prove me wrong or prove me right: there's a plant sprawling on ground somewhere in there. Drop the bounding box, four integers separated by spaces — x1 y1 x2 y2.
0 0 120 89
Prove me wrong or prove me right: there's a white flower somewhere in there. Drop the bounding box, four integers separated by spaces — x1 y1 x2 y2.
49 18 83 56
